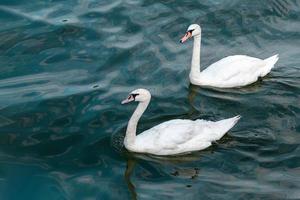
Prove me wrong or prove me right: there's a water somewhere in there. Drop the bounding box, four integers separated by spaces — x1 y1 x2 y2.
0 0 299 199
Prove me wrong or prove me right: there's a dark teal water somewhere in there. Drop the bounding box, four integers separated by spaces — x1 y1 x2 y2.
0 0 300 199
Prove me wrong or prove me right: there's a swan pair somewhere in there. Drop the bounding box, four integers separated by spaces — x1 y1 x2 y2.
121 24 279 156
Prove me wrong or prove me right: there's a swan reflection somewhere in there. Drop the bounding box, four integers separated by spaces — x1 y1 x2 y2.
124 150 213 199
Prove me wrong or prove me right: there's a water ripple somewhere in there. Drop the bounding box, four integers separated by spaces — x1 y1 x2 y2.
0 0 299 199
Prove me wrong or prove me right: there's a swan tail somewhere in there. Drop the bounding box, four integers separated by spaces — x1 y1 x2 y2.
261 54 279 76
214 115 241 140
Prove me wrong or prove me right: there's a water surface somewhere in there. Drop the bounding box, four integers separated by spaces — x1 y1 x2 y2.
0 0 299 199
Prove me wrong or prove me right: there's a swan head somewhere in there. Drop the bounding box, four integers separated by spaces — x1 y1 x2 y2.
180 24 201 43
121 88 151 104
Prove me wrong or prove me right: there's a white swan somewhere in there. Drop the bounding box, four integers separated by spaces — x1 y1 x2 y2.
121 88 240 156
180 24 279 88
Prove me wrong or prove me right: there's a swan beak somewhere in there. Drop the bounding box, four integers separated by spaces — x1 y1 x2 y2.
121 95 134 104
180 32 192 43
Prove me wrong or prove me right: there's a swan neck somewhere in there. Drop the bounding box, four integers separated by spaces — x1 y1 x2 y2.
125 100 150 146
190 34 201 76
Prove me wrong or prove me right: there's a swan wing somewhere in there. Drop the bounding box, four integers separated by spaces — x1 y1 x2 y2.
134 116 240 155
136 119 197 149
200 55 266 87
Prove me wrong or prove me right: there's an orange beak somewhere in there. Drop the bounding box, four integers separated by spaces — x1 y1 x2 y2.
180 31 192 43
121 94 135 104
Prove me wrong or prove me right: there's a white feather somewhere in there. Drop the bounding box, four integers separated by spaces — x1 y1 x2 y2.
122 89 240 156
183 24 279 88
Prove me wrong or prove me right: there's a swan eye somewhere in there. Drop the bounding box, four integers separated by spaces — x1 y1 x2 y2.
188 29 194 33
127 93 139 100
131 93 139 99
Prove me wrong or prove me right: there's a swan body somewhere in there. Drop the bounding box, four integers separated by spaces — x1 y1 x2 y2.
180 24 279 88
122 89 240 156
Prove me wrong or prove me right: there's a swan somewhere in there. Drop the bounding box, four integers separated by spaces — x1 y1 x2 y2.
121 88 241 156
180 24 279 88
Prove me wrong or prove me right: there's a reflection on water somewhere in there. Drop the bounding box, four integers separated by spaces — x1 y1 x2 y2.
124 147 227 199
125 157 203 200
0 0 299 199
125 159 137 200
